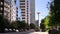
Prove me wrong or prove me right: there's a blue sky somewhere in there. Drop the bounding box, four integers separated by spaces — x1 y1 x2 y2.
35 0 50 21
16 0 22 20
16 0 50 22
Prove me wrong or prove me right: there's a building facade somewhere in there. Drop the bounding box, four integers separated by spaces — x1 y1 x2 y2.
4 0 17 22
10 0 17 22
4 0 11 21
16 7 18 21
0 0 18 22
30 0 35 24
20 0 35 24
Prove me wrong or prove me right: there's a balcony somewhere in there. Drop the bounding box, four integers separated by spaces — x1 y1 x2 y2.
20 6 25 8
20 0 25 2
20 3 25 5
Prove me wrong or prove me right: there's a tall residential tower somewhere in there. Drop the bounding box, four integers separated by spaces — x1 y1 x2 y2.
20 0 35 24
0 0 18 22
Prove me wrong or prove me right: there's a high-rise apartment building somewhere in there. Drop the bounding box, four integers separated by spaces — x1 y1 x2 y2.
20 0 35 24
10 0 17 22
4 0 17 22
30 0 35 24
0 0 18 22
4 0 11 21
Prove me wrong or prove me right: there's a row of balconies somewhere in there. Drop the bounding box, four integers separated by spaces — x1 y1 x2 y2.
4 2 10 8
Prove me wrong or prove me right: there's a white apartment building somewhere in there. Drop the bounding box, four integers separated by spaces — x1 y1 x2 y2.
4 0 17 22
10 0 17 22
4 0 11 21
20 0 35 24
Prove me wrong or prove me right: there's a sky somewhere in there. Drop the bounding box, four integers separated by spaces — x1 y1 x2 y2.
16 0 22 20
35 0 50 21
16 0 50 22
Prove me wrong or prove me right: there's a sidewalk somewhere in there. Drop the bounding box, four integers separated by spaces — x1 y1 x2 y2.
29 32 48 34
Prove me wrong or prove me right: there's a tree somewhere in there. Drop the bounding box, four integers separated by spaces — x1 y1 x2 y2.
16 20 29 29
48 0 60 27
11 21 18 29
0 15 10 32
30 23 35 29
40 16 51 31
40 19 46 31
0 15 5 32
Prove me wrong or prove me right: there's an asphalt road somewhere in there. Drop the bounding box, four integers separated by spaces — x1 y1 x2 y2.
0 32 48 34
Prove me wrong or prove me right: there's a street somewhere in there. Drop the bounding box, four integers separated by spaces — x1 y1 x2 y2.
0 32 48 34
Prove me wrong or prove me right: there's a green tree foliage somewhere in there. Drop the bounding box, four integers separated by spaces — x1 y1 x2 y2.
44 16 50 28
0 15 5 32
20 21 29 29
11 21 29 29
11 21 18 29
0 15 10 32
40 0 60 31
30 23 35 29
48 0 60 26
40 16 50 31
40 19 45 29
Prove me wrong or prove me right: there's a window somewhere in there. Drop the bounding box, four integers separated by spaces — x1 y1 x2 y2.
14 0 16 4
27 3 28 5
27 1 28 2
